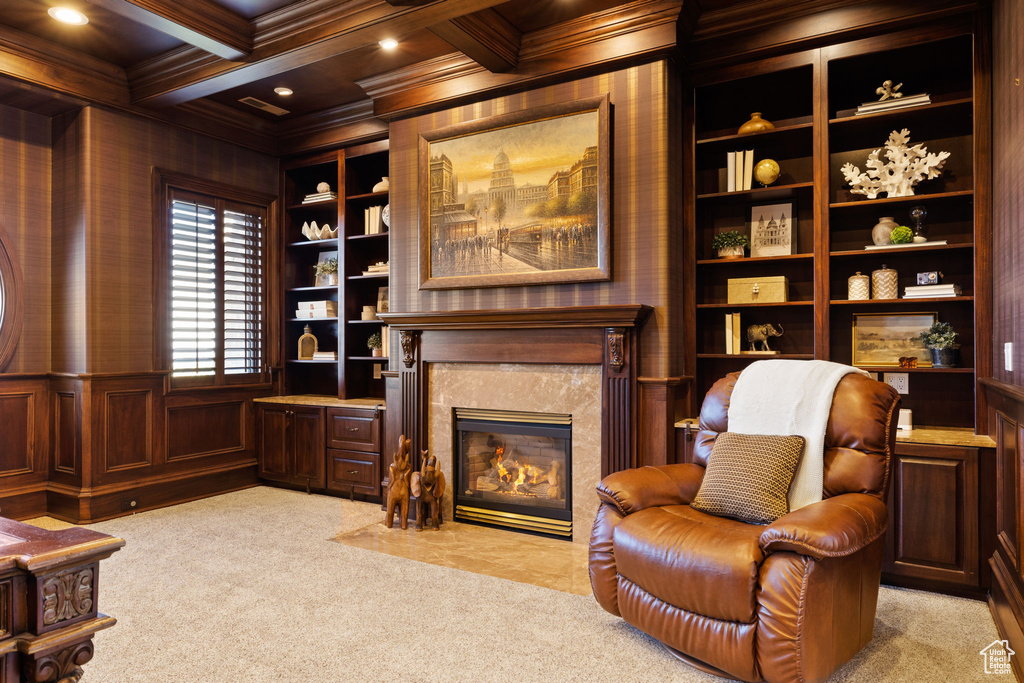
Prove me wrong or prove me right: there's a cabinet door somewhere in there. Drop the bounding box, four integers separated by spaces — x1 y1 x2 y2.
257 405 290 483
289 406 325 489
883 442 979 586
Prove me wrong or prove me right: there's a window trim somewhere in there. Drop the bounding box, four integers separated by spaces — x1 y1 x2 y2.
0 220 24 371
153 170 277 390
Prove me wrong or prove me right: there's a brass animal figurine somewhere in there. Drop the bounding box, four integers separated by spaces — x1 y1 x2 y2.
383 435 412 529
411 451 446 531
746 323 784 352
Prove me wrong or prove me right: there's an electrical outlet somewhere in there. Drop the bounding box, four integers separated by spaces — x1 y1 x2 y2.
1006 342 1014 372
884 372 909 395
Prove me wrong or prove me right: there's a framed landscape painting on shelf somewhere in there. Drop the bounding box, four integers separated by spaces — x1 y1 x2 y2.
851 312 936 367
748 202 795 257
417 96 611 289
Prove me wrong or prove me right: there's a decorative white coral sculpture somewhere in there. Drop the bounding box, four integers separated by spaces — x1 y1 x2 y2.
841 129 950 199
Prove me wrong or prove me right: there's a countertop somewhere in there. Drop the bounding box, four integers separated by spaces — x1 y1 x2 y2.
254 395 385 409
674 419 995 448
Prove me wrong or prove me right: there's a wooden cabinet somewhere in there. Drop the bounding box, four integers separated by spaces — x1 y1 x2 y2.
257 401 383 499
256 404 326 490
685 23 989 431
281 140 390 400
883 442 980 588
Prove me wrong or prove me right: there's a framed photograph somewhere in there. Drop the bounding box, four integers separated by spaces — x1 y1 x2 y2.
748 202 795 257
852 312 937 367
418 96 611 289
376 286 389 314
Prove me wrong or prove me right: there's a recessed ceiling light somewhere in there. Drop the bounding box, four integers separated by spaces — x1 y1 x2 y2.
379 38 398 50
274 87 293 96
48 7 89 25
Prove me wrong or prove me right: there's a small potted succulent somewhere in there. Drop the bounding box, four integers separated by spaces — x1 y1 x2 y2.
367 331 383 357
711 231 749 259
314 257 338 286
919 321 960 368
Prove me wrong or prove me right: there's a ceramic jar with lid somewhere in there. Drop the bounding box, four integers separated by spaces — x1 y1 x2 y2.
872 264 898 300
848 272 870 300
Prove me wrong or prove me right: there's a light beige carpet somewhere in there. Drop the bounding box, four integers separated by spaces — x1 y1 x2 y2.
36 487 1000 682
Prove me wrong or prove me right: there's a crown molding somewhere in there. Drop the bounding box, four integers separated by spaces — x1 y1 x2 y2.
275 99 388 155
364 0 683 120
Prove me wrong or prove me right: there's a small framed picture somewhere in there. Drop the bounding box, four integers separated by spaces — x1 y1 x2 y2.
852 312 937 367
376 286 389 314
748 202 795 257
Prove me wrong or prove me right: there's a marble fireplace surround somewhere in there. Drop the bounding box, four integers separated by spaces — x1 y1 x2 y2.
379 305 651 544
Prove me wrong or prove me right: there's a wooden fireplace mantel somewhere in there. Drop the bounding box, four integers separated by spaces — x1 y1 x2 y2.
380 305 654 478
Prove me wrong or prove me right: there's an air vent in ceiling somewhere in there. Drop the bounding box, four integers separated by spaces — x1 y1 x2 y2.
238 96 290 116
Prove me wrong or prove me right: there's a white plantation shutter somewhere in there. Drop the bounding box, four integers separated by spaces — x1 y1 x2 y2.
167 187 267 387
170 196 217 379
222 205 263 380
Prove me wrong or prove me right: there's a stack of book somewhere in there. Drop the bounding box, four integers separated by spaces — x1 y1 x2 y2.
726 150 755 192
294 300 337 318
362 261 389 276
864 239 947 251
302 191 337 204
855 93 931 116
903 283 962 299
724 312 742 354
312 350 337 361
364 205 385 234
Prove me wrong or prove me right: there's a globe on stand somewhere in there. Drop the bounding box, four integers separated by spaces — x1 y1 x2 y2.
754 158 780 187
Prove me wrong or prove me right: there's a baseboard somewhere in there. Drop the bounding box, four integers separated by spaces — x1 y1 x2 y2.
882 573 989 601
0 481 48 521
989 553 1024 682
47 462 259 523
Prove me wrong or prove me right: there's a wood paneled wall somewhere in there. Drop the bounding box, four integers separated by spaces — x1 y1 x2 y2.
991 0 1023 384
388 60 682 379
0 104 50 374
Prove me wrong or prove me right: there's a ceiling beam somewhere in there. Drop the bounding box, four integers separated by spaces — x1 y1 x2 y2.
84 0 251 61
128 0 511 108
428 8 521 72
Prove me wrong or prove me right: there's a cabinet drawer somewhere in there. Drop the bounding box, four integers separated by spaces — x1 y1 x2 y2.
327 408 380 452
327 449 378 491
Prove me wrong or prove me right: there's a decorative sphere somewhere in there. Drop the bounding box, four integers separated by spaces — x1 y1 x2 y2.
316 182 331 193
753 158 780 186
890 225 914 244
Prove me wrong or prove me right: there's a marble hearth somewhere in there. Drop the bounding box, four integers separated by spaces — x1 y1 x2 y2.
429 363 602 544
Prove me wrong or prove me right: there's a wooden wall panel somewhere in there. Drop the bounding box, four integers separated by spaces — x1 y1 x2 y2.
0 393 32 475
103 389 152 472
991 0 1024 383
388 61 677 378
0 104 50 374
166 402 245 460
54 391 78 475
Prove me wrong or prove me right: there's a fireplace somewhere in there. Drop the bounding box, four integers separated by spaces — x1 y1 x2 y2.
453 408 572 539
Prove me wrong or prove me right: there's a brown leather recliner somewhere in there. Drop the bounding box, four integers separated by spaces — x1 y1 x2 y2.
590 372 900 683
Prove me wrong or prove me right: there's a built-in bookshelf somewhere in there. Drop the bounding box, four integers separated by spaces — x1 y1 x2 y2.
686 29 988 430
281 140 390 399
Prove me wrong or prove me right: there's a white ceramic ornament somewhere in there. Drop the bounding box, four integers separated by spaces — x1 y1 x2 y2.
316 182 331 193
301 221 313 240
841 129 950 199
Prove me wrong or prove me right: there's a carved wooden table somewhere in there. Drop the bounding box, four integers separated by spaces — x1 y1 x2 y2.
0 518 123 682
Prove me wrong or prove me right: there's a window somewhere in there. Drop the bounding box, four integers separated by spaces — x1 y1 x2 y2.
157 172 275 388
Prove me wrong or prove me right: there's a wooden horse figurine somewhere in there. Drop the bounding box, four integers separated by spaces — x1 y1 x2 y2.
411 450 445 531
383 435 412 529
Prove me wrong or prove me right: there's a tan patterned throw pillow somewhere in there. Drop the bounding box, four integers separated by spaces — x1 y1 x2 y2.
690 432 806 524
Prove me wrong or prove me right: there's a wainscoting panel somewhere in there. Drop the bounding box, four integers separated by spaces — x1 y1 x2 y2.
0 393 33 476
166 402 245 461
54 391 78 475
102 389 152 472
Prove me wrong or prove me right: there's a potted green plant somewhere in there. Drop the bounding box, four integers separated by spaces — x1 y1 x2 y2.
711 231 749 259
314 257 338 286
919 321 960 367
367 331 383 357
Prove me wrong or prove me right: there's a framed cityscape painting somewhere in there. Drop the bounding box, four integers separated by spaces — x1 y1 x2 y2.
418 96 611 289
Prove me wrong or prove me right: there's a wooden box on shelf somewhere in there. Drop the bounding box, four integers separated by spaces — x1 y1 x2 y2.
727 276 788 304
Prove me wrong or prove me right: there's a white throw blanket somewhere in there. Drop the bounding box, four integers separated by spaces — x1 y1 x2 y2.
727 359 868 511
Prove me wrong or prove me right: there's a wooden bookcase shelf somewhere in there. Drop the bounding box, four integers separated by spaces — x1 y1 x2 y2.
686 29 988 430
281 140 389 400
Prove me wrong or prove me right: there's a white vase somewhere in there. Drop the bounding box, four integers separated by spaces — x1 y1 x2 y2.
372 177 389 193
871 217 898 246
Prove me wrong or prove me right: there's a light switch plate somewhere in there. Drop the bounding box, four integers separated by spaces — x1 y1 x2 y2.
1006 342 1014 372
884 372 909 394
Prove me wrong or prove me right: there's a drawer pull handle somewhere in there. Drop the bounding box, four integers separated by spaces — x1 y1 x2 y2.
347 469 359 475
346 427 359 432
